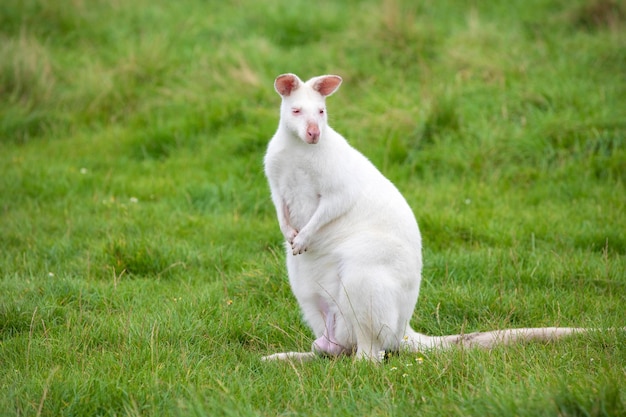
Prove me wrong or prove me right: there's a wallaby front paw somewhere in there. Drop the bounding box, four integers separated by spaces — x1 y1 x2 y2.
285 228 298 244
291 234 308 255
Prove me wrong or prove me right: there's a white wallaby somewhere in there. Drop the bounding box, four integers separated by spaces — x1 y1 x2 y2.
262 73 587 362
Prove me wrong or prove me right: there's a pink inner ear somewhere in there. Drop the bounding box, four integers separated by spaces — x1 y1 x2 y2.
313 76 342 97
275 75 300 97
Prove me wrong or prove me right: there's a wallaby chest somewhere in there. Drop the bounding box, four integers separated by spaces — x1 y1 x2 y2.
266 140 342 229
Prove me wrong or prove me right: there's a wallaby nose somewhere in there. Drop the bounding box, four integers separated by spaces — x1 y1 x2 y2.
306 124 320 144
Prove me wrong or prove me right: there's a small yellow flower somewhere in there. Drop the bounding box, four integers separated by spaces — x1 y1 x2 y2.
226 299 233 306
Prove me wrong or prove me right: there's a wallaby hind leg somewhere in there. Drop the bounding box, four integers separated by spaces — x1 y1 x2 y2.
338 269 406 362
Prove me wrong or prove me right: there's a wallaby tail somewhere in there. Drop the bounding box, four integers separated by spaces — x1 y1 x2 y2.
402 327 589 351
264 328 623 362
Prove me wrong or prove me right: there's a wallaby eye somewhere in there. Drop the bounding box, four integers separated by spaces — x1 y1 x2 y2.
319 109 325 115
292 108 301 115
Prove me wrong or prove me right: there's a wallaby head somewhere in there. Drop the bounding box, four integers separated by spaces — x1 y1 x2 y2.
274 73 342 145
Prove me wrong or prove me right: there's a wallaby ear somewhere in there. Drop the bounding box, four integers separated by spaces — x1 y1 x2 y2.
311 75 342 97
274 73 302 97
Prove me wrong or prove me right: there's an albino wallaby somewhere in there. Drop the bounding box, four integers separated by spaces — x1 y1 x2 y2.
262 73 586 362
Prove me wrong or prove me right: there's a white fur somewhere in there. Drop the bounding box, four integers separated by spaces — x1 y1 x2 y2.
262 73 600 362
264 73 422 360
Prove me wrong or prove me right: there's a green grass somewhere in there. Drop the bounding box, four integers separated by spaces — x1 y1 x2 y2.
1 0 625 415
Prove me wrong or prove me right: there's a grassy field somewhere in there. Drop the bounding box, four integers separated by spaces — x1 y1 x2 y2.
1 0 625 415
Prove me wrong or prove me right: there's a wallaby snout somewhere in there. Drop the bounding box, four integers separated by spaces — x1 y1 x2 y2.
306 123 320 144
